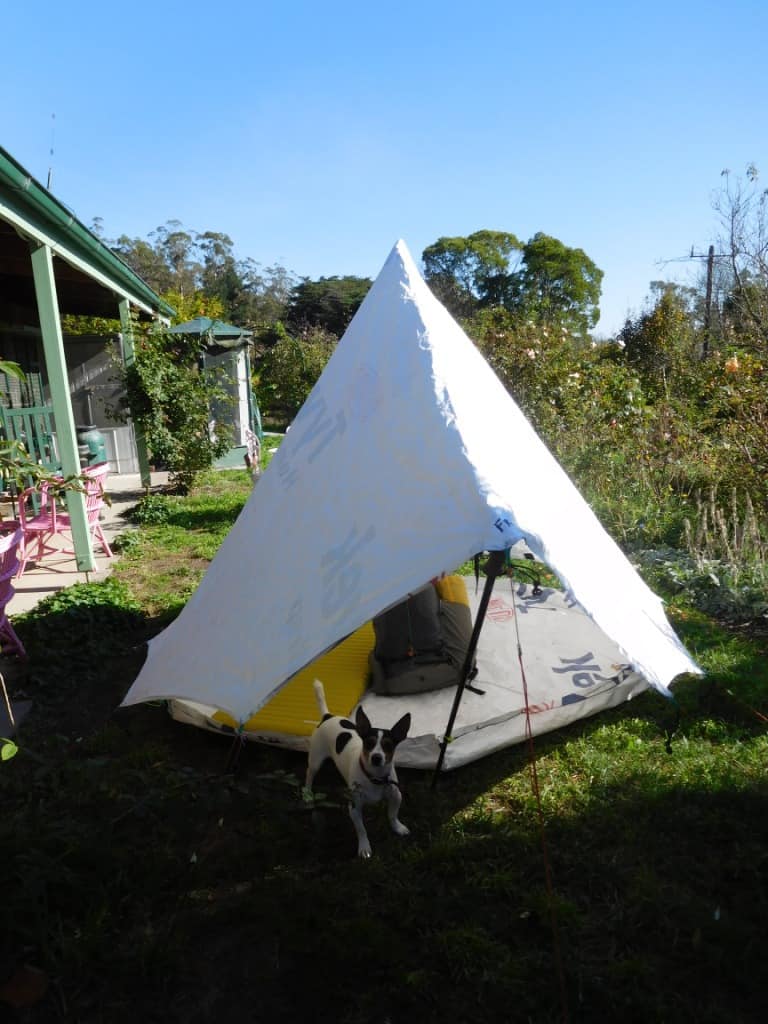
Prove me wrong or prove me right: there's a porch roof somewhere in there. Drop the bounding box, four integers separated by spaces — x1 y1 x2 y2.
0 145 175 323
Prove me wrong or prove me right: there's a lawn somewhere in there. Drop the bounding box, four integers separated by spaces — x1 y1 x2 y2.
1 468 767 1023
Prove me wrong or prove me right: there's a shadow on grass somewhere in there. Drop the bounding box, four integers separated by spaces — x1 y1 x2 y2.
3 579 767 1022
7 579 167 747
2 698 766 1023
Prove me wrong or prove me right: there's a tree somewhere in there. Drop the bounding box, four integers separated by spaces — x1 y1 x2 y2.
422 230 521 319
109 222 295 331
286 276 371 337
255 324 336 425
111 234 175 294
237 259 296 329
198 231 243 311
713 165 768 355
162 291 226 325
422 230 603 337
513 233 603 337
153 221 201 299
618 287 698 397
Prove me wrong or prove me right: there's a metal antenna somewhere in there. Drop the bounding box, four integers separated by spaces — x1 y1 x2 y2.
46 113 56 190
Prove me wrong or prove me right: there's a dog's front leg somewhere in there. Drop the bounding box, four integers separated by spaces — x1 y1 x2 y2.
386 783 410 838
349 792 372 859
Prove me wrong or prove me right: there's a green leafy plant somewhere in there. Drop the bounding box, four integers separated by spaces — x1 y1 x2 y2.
1 737 17 760
109 530 141 554
1 670 19 762
119 325 234 494
255 323 336 425
128 493 174 525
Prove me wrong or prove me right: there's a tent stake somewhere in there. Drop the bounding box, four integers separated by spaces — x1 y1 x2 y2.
431 549 505 787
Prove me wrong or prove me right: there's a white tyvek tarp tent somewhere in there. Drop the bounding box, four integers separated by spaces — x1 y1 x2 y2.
122 240 700 768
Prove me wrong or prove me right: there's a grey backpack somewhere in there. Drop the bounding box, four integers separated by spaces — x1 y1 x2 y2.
370 583 473 695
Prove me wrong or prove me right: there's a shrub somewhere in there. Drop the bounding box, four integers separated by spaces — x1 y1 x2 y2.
254 323 336 425
121 326 233 493
128 494 174 526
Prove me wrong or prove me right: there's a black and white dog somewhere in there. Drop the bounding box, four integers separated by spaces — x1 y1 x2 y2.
306 679 411 859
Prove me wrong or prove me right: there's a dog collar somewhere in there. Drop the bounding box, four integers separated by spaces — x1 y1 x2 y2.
359 756 397 787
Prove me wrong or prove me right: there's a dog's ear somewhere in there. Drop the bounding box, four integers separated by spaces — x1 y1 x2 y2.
389 713 411 746
355 705 373 737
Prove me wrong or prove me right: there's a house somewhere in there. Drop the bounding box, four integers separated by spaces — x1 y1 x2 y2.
0 144 173 570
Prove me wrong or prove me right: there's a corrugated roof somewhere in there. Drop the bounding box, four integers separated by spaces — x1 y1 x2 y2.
169 316 251 338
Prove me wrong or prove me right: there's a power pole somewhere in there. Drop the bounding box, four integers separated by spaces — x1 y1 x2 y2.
703 245 715 358
664 245 727 359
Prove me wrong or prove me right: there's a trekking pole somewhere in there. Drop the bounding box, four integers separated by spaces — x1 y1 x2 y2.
431 549 505 787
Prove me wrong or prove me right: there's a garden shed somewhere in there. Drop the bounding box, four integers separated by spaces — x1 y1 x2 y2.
168 317 263 451
0 144 172 570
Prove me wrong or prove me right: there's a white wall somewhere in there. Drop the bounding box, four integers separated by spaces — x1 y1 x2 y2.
100 424 139 474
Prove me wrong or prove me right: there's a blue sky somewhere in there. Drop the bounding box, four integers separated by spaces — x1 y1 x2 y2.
2 0 766 335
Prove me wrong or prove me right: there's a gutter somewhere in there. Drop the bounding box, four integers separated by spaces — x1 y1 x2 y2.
0 146 175 320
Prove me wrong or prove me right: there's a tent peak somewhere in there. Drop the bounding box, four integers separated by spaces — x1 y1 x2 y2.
387 238 418 273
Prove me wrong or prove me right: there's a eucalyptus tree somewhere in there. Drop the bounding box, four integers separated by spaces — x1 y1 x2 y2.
111 220 201 299
108 222 295 329
198 230 241 308
237 259 297 329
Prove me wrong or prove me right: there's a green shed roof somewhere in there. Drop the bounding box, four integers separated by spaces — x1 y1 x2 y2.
169 316 252 349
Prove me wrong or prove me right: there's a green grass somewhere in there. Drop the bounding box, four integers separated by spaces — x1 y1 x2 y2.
1 466 767 1023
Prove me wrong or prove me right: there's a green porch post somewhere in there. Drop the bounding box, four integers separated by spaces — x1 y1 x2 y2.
30 242 95 571
119 299 152 490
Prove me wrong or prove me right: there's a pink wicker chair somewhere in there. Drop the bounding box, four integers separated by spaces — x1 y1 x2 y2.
0 528 26 657
16 462 113 577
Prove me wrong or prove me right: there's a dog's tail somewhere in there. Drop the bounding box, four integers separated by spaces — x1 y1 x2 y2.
312 679 330 719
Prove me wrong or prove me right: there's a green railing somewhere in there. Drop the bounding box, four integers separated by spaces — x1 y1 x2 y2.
0 403 59 472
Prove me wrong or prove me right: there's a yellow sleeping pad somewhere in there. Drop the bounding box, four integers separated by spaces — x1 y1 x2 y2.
212 621 376 737
435 574 469 607
210 577 467 738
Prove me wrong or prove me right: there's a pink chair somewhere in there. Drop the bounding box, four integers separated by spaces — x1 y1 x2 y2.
16 462 114 577
0 528 26 657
